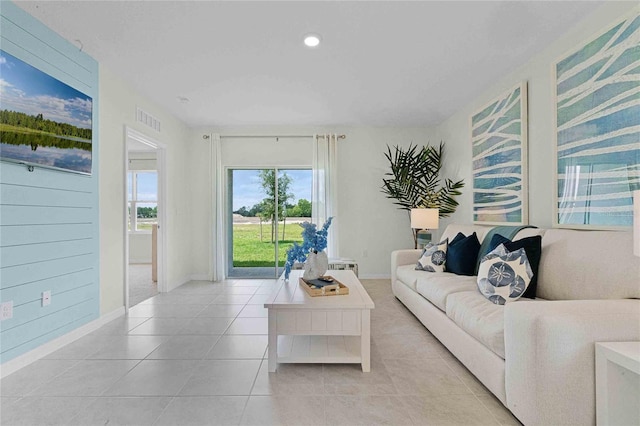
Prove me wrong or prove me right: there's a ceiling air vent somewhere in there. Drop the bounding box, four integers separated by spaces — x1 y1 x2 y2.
136 107 161 133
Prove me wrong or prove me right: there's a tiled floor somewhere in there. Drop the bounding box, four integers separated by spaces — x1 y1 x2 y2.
0 279 521 426
129 263 158 307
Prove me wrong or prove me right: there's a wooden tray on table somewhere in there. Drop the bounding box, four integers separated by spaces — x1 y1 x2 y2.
299 276 349 297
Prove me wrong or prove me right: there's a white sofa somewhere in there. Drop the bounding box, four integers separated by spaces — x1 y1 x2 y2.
391 224 640 426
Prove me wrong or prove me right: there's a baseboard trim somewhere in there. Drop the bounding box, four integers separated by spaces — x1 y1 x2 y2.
166 275 192 292
1 306 125 378
190 274 211 281
359 274 391 279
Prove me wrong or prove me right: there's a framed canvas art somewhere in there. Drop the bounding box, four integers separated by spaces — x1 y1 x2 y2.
0 49 93 175
554 12 640 229
471 82 528 225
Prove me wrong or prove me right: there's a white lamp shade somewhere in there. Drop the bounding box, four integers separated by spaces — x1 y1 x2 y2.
411 208 439 230
634 190 640 257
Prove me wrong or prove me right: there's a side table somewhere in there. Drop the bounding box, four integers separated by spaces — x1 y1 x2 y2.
595 342 640 425
293 258 359 277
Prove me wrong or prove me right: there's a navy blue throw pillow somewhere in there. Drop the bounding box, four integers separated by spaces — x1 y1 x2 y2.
446 232 481 276
449 232 466 247
488 234 542 299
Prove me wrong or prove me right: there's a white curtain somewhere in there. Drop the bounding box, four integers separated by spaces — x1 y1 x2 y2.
210 133 225 281
312 134 339 258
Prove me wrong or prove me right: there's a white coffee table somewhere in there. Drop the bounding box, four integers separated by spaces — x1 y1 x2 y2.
264 269 375 372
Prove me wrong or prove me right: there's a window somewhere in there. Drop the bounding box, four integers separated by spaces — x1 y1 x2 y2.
127 171 158 232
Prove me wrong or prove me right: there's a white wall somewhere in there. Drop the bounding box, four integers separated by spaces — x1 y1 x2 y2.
99 66 192 314
188 126 445 279
434 2 638 231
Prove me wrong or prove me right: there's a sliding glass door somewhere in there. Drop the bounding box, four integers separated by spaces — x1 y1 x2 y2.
228 168 312 278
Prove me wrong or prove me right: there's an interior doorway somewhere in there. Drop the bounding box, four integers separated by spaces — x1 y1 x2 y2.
124 127 167 309
227 167 312 278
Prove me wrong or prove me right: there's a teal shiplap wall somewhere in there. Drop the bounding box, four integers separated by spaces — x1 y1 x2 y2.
0 1 100 363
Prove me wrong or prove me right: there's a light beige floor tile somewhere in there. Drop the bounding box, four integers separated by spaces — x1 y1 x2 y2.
141 293 218 305
252 361 324 395
5 278 525 425
253 286 279 295
240 395 325 426
477 395 523 426
322 362 398 396
372 331 447 360
147 335 220 359
154 396 247 426
206 335 268 359
223 281 263 288
179 317 235 334
30 360 139 396
371 312 429 335
127 318 191 335
179 359 261 396
238 304 269 318
441 352 493 397
1 359 79 396
90 317 151 335
247 294 275 305
68 396 171 426
213 294 253 304
170 281 225 294
126 304 158 317
226 317 268 334
221 286 259 295
88 335 167 359
325 395 414 426
43 334 120 360
0 396 95 426
384 358 472 396
197 303 245 317
402 394 500 426
103 360 198 396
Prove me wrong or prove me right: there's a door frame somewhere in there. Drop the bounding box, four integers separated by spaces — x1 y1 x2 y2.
123 126 168 311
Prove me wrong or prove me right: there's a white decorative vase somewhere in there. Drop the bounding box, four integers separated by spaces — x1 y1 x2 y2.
303 250 329 280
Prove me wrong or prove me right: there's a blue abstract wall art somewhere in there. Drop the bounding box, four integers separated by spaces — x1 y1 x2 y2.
472 82 528 225
555 12 640 228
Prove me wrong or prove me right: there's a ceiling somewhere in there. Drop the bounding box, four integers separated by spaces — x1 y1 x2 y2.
15 1 605 128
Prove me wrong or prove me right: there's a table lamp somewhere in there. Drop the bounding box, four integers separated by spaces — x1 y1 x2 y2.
634 190 639 257
411 208 439 249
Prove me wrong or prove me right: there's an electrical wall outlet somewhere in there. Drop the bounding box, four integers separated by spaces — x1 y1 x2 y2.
42 291 51 307
1 301 13 320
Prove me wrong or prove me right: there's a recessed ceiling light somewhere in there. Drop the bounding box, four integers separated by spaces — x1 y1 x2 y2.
303 33 321 48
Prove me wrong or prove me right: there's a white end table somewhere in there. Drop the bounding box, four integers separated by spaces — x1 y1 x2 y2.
595 342 640 425
264 270 374 372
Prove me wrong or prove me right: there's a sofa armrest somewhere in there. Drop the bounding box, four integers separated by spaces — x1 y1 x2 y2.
504 299 640 426
391 249 421 284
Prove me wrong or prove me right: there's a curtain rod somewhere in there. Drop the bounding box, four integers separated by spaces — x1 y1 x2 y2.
202 134 346 140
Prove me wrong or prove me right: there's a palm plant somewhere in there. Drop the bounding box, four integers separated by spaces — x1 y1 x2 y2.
381 142 464 244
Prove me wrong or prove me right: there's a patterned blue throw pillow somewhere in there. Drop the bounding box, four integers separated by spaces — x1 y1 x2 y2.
415 239 448 272
477 244 532 305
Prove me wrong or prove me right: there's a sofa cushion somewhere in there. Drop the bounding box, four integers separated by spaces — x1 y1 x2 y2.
416 274 478 311
416 239 448 272
446 232 481 276
477 244 532 305
445 291 506 359
396 264 423 291
537 229 640 300
489 234 542 299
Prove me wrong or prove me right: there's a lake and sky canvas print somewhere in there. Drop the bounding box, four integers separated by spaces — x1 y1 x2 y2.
0 50 93 174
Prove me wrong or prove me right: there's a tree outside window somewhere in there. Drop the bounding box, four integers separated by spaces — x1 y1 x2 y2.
127 171 158 232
